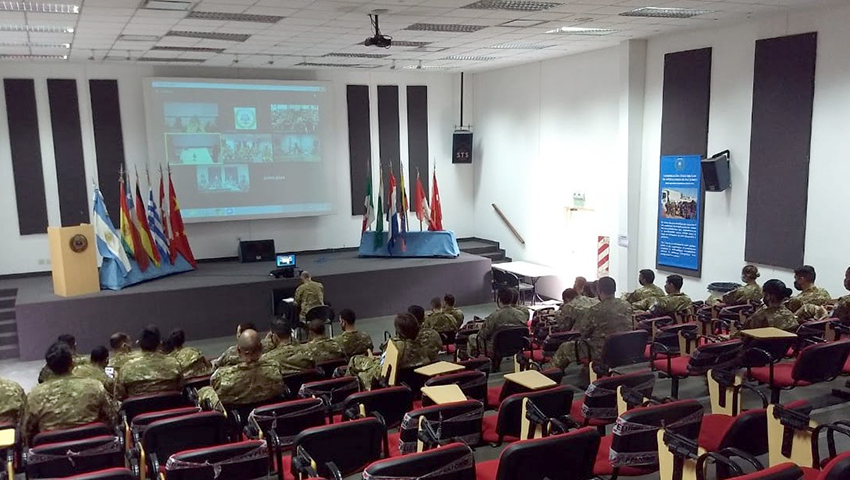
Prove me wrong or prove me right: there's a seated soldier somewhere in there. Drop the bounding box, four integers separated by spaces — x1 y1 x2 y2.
423 298 459 336
213 322 260 368
303 318 345 364
24 342 116 443
722 265 763 306
0 370 25 429
348 313 432 390
573 277 588 296
334 309 373 359
633 274 692 318
787 265 832 322
834 266 850 324
509 289 532 320
73 346 112 394
38 334 89 384
553 288 598 331
167 329 212 379
625 269 666 305
115 325 183 400
107 332 136 371
442 294 465 329
465 288 527 361
408 305 442 362
734 279 798 334
550 277 632 371
262 318 314 374
198 330 285 412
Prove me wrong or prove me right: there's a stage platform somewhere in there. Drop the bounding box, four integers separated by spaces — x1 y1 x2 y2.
6 251 492 361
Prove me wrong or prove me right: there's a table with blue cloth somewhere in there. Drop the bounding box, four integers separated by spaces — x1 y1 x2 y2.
359 231 460 258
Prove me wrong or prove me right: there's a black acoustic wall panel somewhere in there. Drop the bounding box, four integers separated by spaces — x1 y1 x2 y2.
346 85 371 216
47 79 89 226
406 85 429 210
89 79 126 218
4 79 48 235
745 33 817 269
657 47 712 277
377 85 401 196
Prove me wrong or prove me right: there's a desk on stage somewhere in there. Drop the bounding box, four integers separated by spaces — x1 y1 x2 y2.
492 261 558 303
359 231 460 258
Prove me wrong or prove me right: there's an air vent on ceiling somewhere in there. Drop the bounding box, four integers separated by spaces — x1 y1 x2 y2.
405 23 487 33
0 53 67 59
297 61 380 69
499 19 547 28
462 0 562 12
144 0 192 11
118 34 161 42
137 57 206 62
442 55 496 61
0 2 79 13
165 31 251 42
324 52 391 59
488 42 552 49
187 11 284 23
547 26 617 35
391 41 432 47
150 45 226 53
619 7 713 18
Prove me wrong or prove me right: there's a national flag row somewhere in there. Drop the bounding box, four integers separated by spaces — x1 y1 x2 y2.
361 163 443 250
92 166 196 277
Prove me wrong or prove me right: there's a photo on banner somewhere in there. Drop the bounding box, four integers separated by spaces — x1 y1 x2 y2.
656 155 704 276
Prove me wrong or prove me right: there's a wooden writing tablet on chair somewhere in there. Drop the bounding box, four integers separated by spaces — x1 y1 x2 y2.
421 385 467 405
740 327 797 339
504 370 556 391
415 361 465 377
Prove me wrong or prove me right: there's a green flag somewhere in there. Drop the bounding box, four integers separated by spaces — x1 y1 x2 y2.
375 164 384 248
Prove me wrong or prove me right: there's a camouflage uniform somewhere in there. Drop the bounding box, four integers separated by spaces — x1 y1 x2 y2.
834 295 850 324
467 307 527 358
214 339 274 369
722 283 763 306
197 359 285 411
38 354 89 384
737 305 798 334
444 307 465 329
24 375 116 442
634 293 693 317
348 337 433 390
414 328 442 363
302 337 345 364
0 377 25 426
294 280 324 320
72 363 113 395
423 311 459 335
550 297 633 369
787 286 832 322
625 284 666 305
108 350 137 370
334 330 374 358
115 351 183 400
262 341 315 374
553 296 599 331
169 346 212 379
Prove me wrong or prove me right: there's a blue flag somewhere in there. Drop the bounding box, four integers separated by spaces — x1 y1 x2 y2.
92 188 131 276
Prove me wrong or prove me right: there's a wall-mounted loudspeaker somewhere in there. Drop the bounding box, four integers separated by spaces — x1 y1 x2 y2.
238 239 275 263
452 131 473 164
702 150 731 192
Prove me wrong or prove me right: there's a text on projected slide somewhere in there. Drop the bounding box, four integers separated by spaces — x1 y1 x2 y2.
143 78 335 223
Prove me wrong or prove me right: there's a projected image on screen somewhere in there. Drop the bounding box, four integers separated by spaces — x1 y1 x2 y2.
143 78 335 223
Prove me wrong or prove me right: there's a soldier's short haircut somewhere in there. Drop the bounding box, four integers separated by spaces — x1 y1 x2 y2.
90 345 109 364
340 309 356 324
666 275 684 291
46 341 73 375
169 329 186 348
58 334 76 347
110 332 129 350
562 288 579 302
430 297 442 309
139 324 161 352
394 313 420 340
308 318 326 335
639 269 655 283
496 288 513 306
270 319 290 337
407 305 425 324
443 294 456 307
238 322 258 333
794 265 816 283
598 277 617 296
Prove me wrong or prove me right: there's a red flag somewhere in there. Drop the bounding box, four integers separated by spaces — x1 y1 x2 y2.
119 177 149 272
168 170 197 267
414 171 430 230
135 178 161 266
158 170 170 244
429 169 443 231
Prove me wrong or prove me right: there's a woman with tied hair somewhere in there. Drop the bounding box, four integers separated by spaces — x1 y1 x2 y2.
723 265 763 306
735 279 798 335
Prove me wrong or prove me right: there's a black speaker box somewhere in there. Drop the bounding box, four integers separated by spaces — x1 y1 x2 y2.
452 131 473 164
702 151 731 192
238 239 275 263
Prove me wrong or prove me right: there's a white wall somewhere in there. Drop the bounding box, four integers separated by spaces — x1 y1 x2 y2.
471 47 623 297
638 4 850 298
0 63 473 275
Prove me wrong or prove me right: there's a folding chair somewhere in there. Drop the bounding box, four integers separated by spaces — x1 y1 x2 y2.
121 392 191 425
305 305 336 337
130 408 202 447
589 330 650 381
164 440 269 480
696 461 802 480
483 327 530 371
749 340 850 404
476 428 602 480
137 411 230 480
652 339 743 398
362 442 475 480
808 451 850 480
316 358 348 378
388 400 485 457
25 435 124 479
61 468 137 479
340 386 413 428
223 398 288 440
482 386 574 446
282 369 323 396
422 370 487 407
246 398 326 480
290 417 385 479
487 367 563 410
570 371 656 434
31 422 114 447
298 376 360 420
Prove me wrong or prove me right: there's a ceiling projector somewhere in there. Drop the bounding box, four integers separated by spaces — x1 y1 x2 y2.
365 14 392 49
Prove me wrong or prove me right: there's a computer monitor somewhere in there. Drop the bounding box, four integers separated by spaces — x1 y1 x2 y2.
275 253 296 268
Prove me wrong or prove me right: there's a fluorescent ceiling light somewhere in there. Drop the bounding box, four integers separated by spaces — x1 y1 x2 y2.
0 24 73 33
390 41 432 48
118 34 161 42
0 53 67 59
143 0 191 11
546 26 616 35
462 1 562 12
499 19 547 28
150 45 225 53
403 64 451 70
619 7 713 18
324 52 391 59
488 42 552 49
137 57 206 62
442 55 496 61
187 11 283 23
0 41 70 48
0 2 79 13
166 30 250 42
405 23 487 33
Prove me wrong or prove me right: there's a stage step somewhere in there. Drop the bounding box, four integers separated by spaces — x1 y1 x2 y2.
457 237 511 263
0 289 18 360
0 344 19 360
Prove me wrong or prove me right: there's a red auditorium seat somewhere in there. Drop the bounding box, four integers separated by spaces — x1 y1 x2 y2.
749 340 850 404
363 442 476 480
651 339 742 398
290 417 385 479
62 467 137 479
569 371 655 432
164 439 269 480
481 386 573 445
475 428 600 480
697 409 768 455
707 463 804 480
340 385 413 428
31 421 113 447
138 411 230 480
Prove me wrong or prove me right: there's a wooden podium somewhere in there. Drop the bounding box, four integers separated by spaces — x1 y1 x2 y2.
47 224 99 297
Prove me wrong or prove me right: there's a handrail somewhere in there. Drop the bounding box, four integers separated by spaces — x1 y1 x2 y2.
491 203 525 245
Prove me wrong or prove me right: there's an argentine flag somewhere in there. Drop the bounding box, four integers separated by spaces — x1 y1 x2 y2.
92 188 132 276
147 188 170 264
